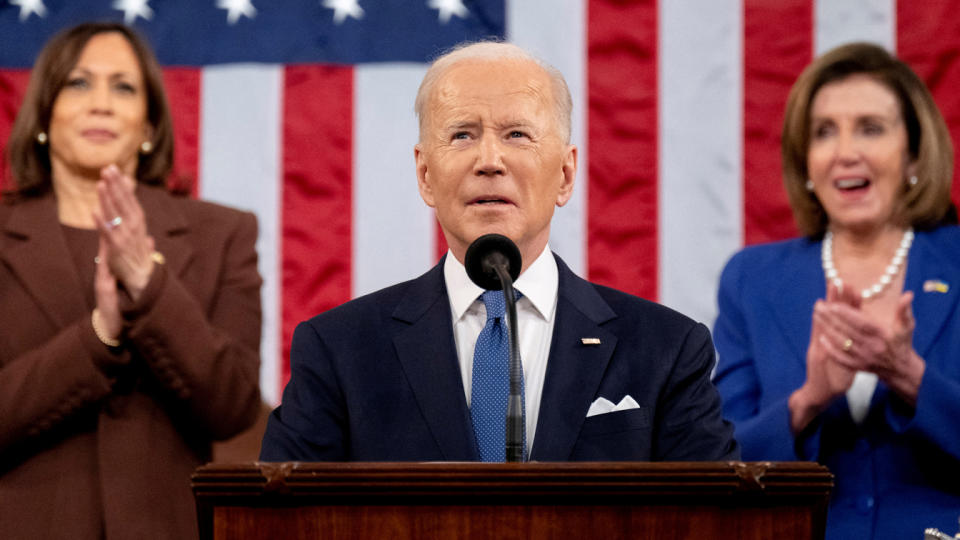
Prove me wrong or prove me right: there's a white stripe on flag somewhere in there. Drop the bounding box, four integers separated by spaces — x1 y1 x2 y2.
815 0 896 54
199 64 283 405
659 0 743 325
507 0 588 277
353 65 435 297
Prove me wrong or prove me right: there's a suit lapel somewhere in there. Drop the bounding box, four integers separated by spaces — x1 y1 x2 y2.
905 229 960 357
530 256 618 461
391 261 478 461
137 186 194 279
1 194 87 327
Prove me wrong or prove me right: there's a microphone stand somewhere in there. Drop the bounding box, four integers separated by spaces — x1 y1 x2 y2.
466 233 525 463
492 265 524 463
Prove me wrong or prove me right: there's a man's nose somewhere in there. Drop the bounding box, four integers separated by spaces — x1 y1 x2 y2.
474 133 505 176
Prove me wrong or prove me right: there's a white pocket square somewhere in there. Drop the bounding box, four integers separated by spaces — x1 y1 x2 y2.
586 395 640 417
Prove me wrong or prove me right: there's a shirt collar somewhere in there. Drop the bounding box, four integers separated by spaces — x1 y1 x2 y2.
444 243 559 323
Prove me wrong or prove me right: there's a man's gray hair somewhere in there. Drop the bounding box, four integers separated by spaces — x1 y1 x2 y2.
414 41 573 143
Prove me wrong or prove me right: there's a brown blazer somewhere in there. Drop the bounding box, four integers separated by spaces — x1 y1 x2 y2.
0 185 262 539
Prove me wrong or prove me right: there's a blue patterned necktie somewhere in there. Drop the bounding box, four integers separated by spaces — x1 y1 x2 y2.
470 289 525 462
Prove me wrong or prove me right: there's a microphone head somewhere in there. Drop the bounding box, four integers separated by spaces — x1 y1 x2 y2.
464 234 522 290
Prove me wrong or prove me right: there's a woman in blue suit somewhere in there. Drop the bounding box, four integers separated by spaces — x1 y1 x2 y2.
714 42 960 540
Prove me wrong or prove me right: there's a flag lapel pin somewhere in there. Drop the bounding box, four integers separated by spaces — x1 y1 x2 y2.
923 279 949 293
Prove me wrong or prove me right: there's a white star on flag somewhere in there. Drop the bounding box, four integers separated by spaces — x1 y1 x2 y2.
113 0 154 24
427 0 468 24
9 0 47 21
322 0 364 25
216 0 257 25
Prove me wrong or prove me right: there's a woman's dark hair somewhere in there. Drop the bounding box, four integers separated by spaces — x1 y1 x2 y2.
5 22 174 196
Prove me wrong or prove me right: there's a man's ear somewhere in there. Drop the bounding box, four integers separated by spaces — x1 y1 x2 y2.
556 144 577 207
415 144 435 208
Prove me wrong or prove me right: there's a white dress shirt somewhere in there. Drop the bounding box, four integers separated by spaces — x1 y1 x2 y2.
846 371 878 424
444 244 558 451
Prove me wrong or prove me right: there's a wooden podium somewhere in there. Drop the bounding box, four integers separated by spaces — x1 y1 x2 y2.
192 461 831 540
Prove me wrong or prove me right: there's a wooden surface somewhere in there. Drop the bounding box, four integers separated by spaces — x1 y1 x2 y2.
192 461 832 540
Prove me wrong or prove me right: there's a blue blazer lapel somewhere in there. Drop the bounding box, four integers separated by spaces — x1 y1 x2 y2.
391 260 479 461
530 256 618 461
765 239 824 366
905 229 960 358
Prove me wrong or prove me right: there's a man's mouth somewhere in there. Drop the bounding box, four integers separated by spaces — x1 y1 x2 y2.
471 196 512 205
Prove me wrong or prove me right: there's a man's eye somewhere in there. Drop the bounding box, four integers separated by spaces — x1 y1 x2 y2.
509 130 527 138
452 132 470 140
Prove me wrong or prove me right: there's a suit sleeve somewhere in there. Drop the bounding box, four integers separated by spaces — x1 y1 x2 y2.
884 362 960 461
712 251 812 461
119 209 262 440
653 321 740 461
0 316 132 457
260 320 348 461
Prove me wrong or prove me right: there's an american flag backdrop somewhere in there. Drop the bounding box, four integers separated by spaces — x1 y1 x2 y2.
2 0 960 405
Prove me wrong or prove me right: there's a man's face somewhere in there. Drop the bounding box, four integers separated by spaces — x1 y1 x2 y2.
415 58 576 270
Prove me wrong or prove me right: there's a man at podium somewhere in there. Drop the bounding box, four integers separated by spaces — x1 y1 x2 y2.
260 41 738 463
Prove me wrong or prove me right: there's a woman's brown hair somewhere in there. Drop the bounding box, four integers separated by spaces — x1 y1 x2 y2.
5 22 174 196
781 42 954 238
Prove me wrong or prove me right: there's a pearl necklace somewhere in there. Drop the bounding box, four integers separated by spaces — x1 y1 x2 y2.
821 227 914 300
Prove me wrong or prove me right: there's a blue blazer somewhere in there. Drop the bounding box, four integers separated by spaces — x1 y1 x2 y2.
713 227 960 540
261 254 738 462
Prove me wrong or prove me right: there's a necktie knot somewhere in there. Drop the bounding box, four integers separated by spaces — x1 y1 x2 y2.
481 289 523 321
481 290 506 320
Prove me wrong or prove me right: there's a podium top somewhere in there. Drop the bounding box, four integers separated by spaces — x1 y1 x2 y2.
192 461 832 501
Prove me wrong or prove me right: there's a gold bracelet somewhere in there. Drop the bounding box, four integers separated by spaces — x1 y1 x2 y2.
91 308 121 348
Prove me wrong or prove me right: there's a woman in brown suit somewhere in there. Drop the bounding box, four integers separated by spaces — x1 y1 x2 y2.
0 23 261 539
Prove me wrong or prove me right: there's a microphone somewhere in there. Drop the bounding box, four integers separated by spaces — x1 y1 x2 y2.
464 234 524 462
465 233 521 290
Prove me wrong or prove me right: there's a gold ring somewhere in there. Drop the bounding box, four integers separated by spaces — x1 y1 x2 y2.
842 338 853 352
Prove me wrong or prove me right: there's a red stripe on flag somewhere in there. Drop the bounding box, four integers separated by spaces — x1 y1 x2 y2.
897 3 960 207
0 70 32 191
587 0 659 300
0 70 199 195
742 0 811 245
281 65 354 392
161 68 201 197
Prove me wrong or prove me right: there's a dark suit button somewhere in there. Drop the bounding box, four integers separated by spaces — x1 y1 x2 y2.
855 496 874 513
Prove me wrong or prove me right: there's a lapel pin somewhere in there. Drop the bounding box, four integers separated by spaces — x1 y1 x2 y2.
581 338 601 345
923 279 949 293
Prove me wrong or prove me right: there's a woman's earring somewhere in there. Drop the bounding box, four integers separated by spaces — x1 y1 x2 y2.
36 132 48 145
140 141 153 154
909 175 918 187
805 179 814 192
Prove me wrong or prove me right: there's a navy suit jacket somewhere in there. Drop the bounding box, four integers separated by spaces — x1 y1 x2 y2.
261 254 738 462
713 227 960 540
